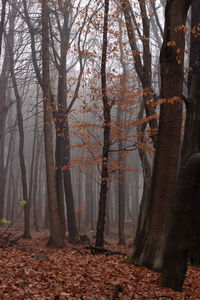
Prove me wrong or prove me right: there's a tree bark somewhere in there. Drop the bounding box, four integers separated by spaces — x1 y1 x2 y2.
7 7 30 238
0 0 7 57
161 154 200 291
161 31 200 291
95 0 110 248
42 0 64 247
132 0 192 271
0 51 9 219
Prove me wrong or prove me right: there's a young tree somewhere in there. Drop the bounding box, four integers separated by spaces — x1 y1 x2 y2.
0 0 7 57
6 7 31 238
95 0 110 248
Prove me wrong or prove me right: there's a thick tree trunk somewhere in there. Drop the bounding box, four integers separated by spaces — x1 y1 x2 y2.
184 0 200 266
132 0 192 271
42 0 64 247
95 0 110 248
161 154 200 291
161 37 200 291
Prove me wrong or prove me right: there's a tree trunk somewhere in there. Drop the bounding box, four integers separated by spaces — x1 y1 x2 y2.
5 132 15 220
85 173 92 231
42 0 64 247
32 130 41 231
134 103 151 247
7 8 30 238
0 48 9 219
53 4 78 242
161 34 200 291
161 154 200 291
95 0 110 248
132 0 192 271
29 94 39 230
0 0 7 57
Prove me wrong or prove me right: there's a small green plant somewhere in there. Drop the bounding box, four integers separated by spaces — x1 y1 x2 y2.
19 200 27 206
125 251 135 264
160 275 165 286
0 218 11 226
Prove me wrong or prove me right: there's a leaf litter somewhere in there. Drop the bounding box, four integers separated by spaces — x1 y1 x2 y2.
0 230 199 300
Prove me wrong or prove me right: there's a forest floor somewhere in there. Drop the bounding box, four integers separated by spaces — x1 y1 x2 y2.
0 230 199 300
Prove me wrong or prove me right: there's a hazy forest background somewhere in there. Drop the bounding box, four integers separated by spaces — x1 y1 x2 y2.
0 0 200 299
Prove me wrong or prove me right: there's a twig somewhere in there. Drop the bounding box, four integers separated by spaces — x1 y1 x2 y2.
72 247 84 255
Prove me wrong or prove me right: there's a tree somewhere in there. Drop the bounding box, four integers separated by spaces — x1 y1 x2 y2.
95 0 110 248
0 0 7 57
119 0 158 250
161 0 200 290
6 6 31 238
41 0 64 247
131 0 193 271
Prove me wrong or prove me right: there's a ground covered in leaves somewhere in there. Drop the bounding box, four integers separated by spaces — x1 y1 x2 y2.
0 230 199 299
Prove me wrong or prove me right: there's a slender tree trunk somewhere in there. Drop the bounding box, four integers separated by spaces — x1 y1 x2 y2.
0 0 7 57
54 5 78 242
120 0 159 250
11 166 19 224
95 0 110 248
85 173 92 231
42 0 64 247
105 184 110 236
32 130 41 231
0 49 9 219
133 160 139 229
7 8 30 238
134 103 151 247
28 95 39 229
5 132 15 220
117 18 127 245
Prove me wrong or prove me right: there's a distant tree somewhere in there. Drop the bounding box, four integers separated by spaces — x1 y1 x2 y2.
0 44 9 219
0 0 7 57
6 7 31 238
